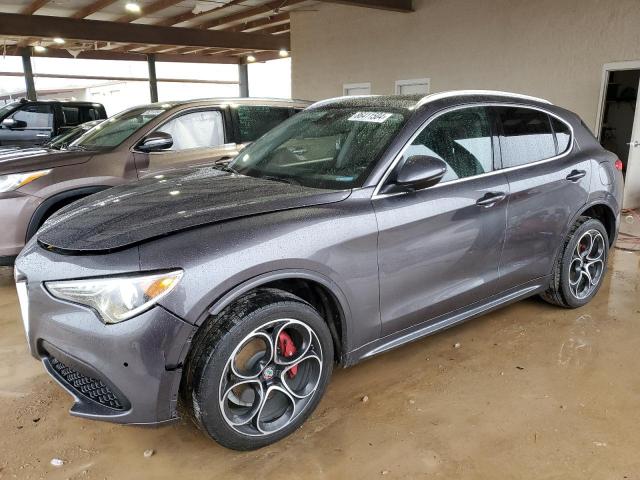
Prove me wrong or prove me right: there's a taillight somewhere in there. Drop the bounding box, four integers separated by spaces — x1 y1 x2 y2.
615 159 623 171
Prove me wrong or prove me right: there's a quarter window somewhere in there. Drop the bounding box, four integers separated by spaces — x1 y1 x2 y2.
496 107 556 167
551 116 572 153
405 106 494 182
237 106 291 143
157 110 225 151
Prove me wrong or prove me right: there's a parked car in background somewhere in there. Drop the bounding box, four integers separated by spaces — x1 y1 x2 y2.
14 91 622 450
0 99 107 147
0 98 309 265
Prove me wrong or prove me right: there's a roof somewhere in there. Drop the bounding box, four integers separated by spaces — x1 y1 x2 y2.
137 97 311 110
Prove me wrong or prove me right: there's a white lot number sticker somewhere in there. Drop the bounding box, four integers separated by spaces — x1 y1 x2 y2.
348 112 393 123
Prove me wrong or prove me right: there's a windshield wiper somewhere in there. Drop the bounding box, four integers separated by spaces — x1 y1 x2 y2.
260 175 297 186
215 164 237 174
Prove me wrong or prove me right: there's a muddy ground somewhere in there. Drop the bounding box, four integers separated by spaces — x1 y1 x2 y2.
1 248 639 479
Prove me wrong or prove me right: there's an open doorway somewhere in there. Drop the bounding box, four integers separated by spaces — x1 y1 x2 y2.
598 69 639 175
597 62 640 209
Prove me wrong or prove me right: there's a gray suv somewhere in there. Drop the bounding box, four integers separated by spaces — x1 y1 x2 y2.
0 98 308 265
15 90 623 451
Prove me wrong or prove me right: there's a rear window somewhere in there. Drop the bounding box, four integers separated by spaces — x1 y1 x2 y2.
237 106 291 143
496 107 556 167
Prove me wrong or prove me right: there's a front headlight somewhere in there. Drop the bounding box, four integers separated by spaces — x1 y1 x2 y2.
45 270 183 324
0 169 51 193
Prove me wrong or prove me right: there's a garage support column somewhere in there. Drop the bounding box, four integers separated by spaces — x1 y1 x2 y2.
147 54 159 103
21 52 37 101
238 63 249 98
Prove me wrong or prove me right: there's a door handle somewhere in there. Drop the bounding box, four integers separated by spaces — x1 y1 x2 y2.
476 192 506 207
36 134 49 138
566 169 586 182
627 140 640 148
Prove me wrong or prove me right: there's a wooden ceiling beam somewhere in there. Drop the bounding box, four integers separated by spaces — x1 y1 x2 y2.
315 0 413 12
20 0 50 15
71 0 119 19
196 0 306 30
0 13 290 51
115 0 183 23
155 0 245 27
223 13 290 32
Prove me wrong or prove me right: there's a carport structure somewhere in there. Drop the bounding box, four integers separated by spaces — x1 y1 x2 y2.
0 0 412 101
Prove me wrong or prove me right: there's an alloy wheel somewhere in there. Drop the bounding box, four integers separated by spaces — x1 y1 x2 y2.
219 319 323 437
569 229 606 300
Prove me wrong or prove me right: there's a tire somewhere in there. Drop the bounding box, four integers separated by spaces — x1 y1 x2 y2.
182 288 334 450
541 216 609 308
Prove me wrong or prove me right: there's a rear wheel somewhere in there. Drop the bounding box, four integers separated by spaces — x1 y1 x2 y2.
182 288 333 450
541 217 609 308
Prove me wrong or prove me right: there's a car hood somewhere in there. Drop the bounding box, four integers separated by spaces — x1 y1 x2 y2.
37 167 351 253
0 148 93 175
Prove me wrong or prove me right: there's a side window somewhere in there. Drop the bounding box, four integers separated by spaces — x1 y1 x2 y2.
405 106 493 182
496 107 556 167
10 104 53 129
237 106 291 143
156 110 224 151
62 106 80 126
551 116 572 154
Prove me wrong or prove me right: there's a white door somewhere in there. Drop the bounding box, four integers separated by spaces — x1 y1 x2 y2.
343 83 371 96
624 77 640 209
395 78 430 95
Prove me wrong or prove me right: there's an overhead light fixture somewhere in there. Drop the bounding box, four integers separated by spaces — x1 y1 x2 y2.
246 54 256 63
34 45 47 53
279 48 289 58
53 37 65 45
125 2 141 14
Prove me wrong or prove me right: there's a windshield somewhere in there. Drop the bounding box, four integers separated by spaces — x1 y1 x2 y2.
228 107 409 189
72 106 170 149
48 126 85 149
0 102 18 119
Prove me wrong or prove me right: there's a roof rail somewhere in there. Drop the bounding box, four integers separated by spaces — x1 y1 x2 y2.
416 90 552 108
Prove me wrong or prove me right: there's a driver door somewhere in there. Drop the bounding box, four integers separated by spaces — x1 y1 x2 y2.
134 108 235 177
0 104 54 146
373 106 509 336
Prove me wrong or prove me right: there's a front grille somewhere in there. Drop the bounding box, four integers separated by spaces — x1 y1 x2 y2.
50 357 124 410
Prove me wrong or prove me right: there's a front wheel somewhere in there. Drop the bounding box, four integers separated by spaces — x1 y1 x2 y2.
182 289 334 450
541 217 609 308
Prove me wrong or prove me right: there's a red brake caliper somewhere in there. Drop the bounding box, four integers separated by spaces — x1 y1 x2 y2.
278 331 298 378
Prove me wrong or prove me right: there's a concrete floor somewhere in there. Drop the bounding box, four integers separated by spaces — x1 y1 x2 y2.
1 249 639 480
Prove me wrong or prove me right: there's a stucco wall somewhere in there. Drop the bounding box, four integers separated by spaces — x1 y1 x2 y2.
291 0 640 130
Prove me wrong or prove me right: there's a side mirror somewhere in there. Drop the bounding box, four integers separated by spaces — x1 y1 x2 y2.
137 131 173 152
2 118 27 129
385 155 448 193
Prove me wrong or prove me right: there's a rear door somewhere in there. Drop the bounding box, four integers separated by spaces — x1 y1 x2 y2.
134 108 236 176
374 106 509 336
494 106 590 288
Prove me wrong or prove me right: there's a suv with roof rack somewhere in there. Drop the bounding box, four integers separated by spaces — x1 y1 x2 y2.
0 97 309 265
15 90 622 450
0 99 107 148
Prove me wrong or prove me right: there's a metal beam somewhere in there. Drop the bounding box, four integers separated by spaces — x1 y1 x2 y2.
0 13 290 51
238 64 249 97
6 46 241 64
147 54 158 102
315 0 413 12
0 71 239 85
21 53 37 100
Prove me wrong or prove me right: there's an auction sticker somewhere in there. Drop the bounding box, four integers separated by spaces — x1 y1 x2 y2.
348 112 393 123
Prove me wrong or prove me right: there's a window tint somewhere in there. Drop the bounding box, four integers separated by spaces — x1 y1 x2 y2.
157 110 224 151
237 106 291 143
406 106 493 182
551 116 571 153
62 106 80 126
10 104 53 129
497 107 556 167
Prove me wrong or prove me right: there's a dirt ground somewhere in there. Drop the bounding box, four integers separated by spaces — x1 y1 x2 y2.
1 248 639 480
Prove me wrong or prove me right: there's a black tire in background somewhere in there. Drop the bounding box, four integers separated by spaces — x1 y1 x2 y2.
182 288 334 451
541 216 609 308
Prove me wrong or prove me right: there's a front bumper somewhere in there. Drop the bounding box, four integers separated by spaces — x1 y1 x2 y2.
16 272 196 425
